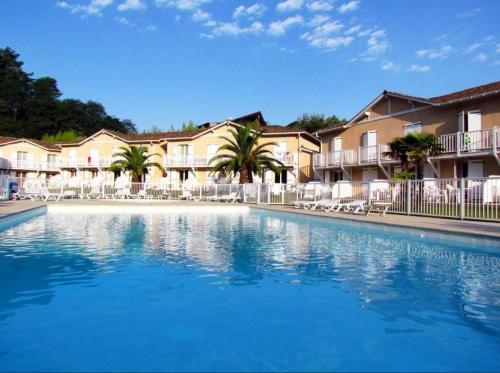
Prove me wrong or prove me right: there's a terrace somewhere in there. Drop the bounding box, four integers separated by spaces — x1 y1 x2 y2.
314 128 500 169
163 152 297 168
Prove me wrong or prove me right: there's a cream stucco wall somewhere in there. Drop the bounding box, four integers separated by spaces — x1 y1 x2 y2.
318 94 500 181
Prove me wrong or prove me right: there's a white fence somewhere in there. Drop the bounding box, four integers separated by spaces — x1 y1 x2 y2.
4 177 500 222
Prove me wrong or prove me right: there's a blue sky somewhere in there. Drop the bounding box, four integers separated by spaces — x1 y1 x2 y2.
1 0 499 130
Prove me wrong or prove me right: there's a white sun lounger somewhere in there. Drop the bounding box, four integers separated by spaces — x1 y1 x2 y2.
178 191 194 200
293 200 313 209
306 199 341 210
325 199 366 213
365 202 392 216
31 187 64 201
218 192 240 203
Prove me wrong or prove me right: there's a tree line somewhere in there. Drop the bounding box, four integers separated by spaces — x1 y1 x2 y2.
0 47 136 141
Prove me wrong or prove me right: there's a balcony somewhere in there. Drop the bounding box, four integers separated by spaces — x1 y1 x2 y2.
313 128 499 169
0 159 61 171
58 157 114 168
164 152 297 168
439 128 498 156
164 156 210 167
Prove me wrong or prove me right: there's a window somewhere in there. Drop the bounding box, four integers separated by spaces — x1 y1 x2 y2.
17 151 28 161
458 110 481 132
274 170 288 184
404 121 422 135
332 171 343 182
179 170 189 182
207 144 218 159
47 154 56 165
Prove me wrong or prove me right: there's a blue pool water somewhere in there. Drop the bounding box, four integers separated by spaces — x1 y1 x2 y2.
0 207 499 372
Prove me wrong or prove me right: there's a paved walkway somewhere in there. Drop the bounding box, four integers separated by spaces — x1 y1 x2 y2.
0 200 47 219
1 199 499 239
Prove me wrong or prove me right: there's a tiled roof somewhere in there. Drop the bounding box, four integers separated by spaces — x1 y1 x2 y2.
0 136 62 151
429 81 500 103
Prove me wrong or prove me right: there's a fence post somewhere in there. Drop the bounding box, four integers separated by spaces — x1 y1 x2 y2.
267 183 271 204
257 183 260 205
296 185 299 203
80 181 84 199
456 132 461 157
102 181 105 199
200 185 202 200
406 179 411 215
460 178 465 220
493 127 497 154
367 181 372 206
243 184 247 203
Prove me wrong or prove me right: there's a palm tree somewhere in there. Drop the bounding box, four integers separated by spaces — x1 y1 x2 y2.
209 123 284 184
110 145 163 182
384 132 443 179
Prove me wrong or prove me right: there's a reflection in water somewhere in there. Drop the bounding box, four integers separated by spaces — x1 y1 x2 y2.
0 209 499 371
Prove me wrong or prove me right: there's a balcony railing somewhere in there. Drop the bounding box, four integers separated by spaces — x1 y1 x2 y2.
164 156 210 167
439 129 495 155
58 157 114 168
164 152 297 168
314 128 499 169
0 159 61 171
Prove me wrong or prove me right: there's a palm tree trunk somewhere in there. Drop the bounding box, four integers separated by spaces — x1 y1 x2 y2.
239 167 253 184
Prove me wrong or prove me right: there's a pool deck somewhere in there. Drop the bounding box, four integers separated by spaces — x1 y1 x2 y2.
1 199 499 239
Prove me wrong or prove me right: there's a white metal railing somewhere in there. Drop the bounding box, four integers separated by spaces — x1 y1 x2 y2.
164 152 296 168
164 155 209 167
5 177 500 221
314 128 499 169
57 157 114 168
274 152 296 165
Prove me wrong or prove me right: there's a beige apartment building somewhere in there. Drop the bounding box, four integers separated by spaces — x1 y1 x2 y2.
0 112 319 185
0 137 62 181
315 81 500 182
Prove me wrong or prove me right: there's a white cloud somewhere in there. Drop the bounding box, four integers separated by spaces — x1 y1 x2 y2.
381 61 398 72
279 46 295 53
456 8 480 17
465 43 483 54
472 53 488 63
415 45 452 59
365 29 389 56
305 36 354 50
115 16 158 32
118 0 146 11
155 0 211 10
408 64 430 72
301 20 353 51
268 15 304 36
276 0 303 12
192 8 211 22
211 21 264 37
57 0 114 16
306 0 334 12
357 27 372 37
233 3 266 18
345 25 361 34
308 14 330 27
338 0 360 13
496 43 500 53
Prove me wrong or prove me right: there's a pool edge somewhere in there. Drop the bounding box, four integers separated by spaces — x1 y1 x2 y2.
249 204 500 241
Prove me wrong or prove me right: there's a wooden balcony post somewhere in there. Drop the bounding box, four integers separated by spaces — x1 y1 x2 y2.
456 132 461 156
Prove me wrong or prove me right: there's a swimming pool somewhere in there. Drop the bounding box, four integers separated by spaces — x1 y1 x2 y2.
1 206 499 371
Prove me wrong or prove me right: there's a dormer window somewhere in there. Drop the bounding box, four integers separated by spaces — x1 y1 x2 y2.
404 121 422 135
